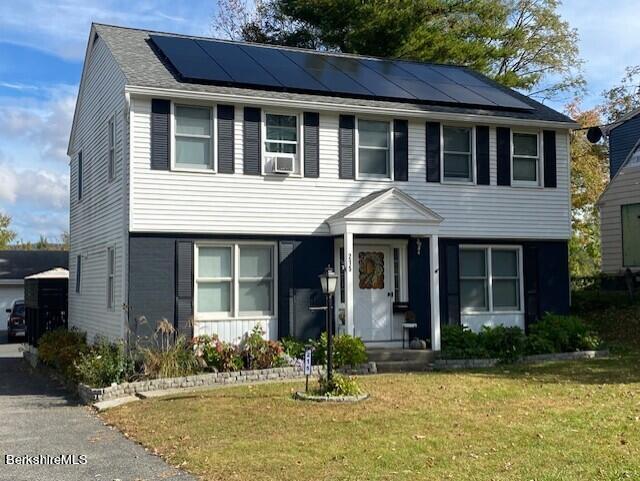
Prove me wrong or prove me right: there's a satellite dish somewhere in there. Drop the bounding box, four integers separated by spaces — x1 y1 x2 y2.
587 126 603 143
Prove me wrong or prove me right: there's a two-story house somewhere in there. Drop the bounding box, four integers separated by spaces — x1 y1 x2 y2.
68 24 575 350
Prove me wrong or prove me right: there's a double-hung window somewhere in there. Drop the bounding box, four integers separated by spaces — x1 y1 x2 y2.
75 255 82 294
107 116 115 181
195 243 275 319
107 247 115 309
358 119 391 178
460 246 522 313
264 113 299 174
512 132 540 184
443 126 473 182
77 151 83 201
174 105 213 170
622 203 640 267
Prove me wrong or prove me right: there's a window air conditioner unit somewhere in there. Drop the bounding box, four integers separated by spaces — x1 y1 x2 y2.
272 155 295 174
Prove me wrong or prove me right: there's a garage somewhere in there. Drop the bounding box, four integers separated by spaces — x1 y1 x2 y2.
0 251 68 332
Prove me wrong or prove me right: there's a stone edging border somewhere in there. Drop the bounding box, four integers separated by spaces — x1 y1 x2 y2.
293 391 370 403
433 349 610 370
77 362 378 405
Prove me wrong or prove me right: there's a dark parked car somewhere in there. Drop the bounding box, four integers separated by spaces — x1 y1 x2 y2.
6 299 25 343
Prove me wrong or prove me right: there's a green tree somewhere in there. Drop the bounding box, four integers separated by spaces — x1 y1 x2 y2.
565 101 608 277
0 214 16 249
601 65 640 123
213 0 583 100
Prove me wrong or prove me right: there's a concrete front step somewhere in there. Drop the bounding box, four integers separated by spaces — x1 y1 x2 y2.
366 348 437 363
375 360 434 373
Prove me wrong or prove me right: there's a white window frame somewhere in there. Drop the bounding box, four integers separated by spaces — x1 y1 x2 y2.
194 241 277 321
106 246 115 310
171 102 217 173
459 245 524 315
107 115 116 182
77 150 83 202
261 110 303 177
355 117 394 181
441 124 476 184
75 254 82 294
511 130 543 187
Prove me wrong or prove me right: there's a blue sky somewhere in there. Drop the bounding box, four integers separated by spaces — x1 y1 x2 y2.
0 0 637 241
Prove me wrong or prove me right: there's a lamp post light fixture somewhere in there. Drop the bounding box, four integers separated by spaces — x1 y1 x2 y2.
319 265 338 388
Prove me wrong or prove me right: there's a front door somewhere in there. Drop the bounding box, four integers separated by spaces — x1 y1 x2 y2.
354 245 393 341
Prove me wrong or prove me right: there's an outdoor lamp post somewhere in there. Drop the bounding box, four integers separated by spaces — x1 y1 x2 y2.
319 265 338 387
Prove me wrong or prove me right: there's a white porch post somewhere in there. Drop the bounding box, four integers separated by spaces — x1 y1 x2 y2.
430 235 441 350
343 230 355 336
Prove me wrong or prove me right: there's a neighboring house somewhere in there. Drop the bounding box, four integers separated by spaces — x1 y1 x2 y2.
597 110 640 274
67 24 575 349
0 251 69 331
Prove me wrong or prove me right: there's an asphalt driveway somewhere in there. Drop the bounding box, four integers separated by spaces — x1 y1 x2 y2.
0 343 194 481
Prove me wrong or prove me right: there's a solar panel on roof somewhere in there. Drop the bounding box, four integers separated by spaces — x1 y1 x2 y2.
280 50 372 96
195 40 282 87
149 34 534 111
238 44 329 92
151 35 232 83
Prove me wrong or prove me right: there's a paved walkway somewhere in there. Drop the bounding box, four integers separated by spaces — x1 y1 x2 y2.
0 342 194 481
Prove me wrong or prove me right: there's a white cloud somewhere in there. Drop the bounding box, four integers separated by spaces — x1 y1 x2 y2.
0 85 76 163
0 159 69 210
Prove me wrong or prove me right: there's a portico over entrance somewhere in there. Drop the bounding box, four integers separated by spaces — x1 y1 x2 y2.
325 188 443 350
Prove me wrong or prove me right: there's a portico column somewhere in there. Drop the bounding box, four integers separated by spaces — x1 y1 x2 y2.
343 230 355 336
430 235 441 350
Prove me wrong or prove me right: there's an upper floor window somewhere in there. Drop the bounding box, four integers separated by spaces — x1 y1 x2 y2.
174 105 214 170
77 150 83 201
622 203 640 267
512 132 540 185
264 113 300 175
75 255 82 293
107 116 115 181
442 125 473 182
106 247 115 309
459 246 522 313
357 119 391 179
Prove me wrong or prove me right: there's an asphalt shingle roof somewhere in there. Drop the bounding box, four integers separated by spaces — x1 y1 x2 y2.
93 24 574 125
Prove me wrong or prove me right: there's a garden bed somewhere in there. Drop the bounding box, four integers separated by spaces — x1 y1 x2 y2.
433 349 609 370
78 362 377 404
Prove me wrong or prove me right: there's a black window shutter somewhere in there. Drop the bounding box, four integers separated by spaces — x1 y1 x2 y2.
217 105 235 174
303 112 320 178
445 243 461 325
151 99 170 170
243 107 261 175
543 130 557 188
175 240 194 338
476 126 490 185
496 126 511 186
393 119 408 181
523 244 540 332
426 121 440 182
339 115 355 179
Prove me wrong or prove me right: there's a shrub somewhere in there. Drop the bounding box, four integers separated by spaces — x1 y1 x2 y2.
317 373 362 397
311 332 368 367
38 328 88 379
75 339 129 387
142 336 199 378
529 314 601 353
524 334 556 355
281 336 306 359
479 326 526 364
241 325 286 370
193 335 243 372
440 325 488 360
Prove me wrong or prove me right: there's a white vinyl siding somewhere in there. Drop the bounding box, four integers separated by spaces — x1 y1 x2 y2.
599 164 640 273
69 35 127 342
130 101 571 240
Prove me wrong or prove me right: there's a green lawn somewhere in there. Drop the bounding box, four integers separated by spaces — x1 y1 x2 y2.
102 356 640 481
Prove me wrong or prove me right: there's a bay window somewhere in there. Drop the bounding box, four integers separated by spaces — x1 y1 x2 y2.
442 126 473 182
357 119 391 178
195 243 275 319
512 132 540 184
460 246 522 313
174 105 213 170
